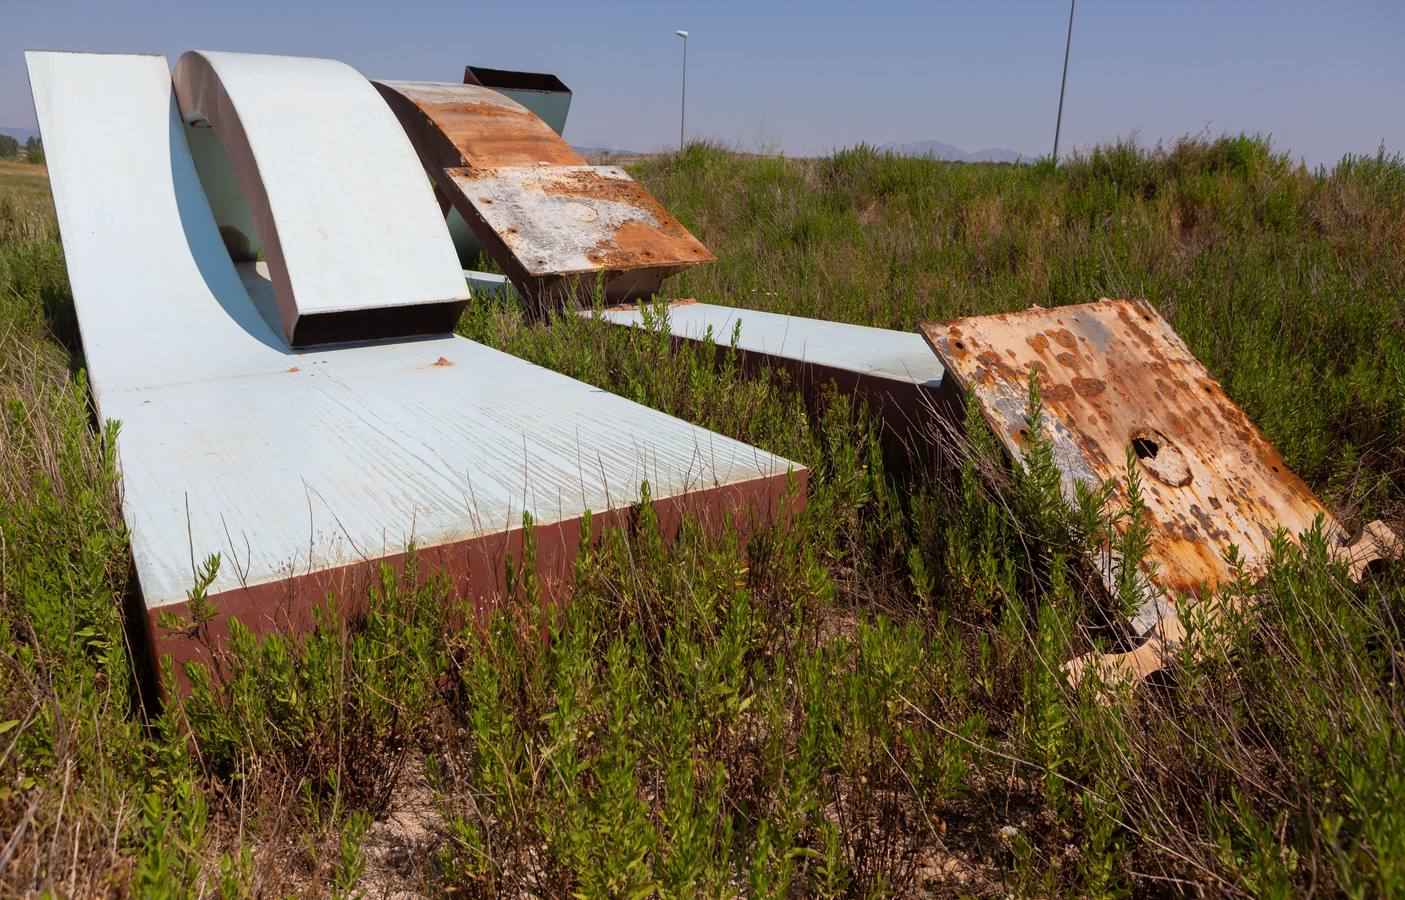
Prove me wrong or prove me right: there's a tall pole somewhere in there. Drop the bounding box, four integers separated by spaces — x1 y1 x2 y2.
676 30 689 150
1053 0 1076 163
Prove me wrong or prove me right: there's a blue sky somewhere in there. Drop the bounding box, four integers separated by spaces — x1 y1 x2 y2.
6 0 1403 165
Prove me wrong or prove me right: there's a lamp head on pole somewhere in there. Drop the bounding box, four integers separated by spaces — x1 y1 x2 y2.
675 30 689 38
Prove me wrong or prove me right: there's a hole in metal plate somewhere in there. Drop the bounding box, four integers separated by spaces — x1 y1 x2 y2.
1131 427 1191 487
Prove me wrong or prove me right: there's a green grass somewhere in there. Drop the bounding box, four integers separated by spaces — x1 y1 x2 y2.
2 136 1403 896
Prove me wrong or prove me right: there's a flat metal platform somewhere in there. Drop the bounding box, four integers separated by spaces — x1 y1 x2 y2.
29 51 802 676
592 300 954 446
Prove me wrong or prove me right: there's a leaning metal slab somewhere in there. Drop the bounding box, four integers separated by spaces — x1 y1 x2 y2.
921 299 1340 633
446 68 575 268
592 300 954 447
29 51 803 679
373 80 714 306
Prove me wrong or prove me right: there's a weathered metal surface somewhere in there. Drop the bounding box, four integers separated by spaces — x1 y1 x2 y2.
374 80 585 169
922 299 1344 631
463 66 572 136
1065 519 1402 687
373 80 714 308
450 165 713 277
593 301 956 447
172 52 468 346
29 51 804 680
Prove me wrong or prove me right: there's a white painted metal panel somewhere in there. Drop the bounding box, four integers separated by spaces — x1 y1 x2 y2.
107 320 789 609
28 52 798 611
172 51 468 335
463 269 514 300
595 302 946 389
25 52 291 398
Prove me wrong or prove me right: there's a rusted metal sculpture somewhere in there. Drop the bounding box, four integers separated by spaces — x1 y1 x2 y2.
28 50 803 690
373 80 714 310
462 66 574 136
587 295 1402 687
29 45 1394 696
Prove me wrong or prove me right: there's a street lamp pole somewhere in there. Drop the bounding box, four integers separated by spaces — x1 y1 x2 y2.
1052 0 1076 163
675 30 689 151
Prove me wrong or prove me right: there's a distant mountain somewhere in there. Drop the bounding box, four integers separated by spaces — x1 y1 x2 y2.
0 126 40 143
571 141 1030 162
879 140 1029 164
572 145 643 157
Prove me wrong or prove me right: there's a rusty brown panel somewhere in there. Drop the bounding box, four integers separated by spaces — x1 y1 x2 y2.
373 79 714 309
446 165 713 276
921 299 1341 618
373 80 585 169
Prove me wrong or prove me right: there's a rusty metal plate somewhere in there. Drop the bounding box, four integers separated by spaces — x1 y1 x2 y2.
461 66 573 136
921 299 1340 631
373 80 585 170
373 80 714 308
448 165 714 278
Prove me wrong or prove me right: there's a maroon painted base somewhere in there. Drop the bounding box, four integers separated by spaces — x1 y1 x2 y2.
145 469 806 692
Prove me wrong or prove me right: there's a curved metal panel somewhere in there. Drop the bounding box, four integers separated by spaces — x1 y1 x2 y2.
172 51 469 345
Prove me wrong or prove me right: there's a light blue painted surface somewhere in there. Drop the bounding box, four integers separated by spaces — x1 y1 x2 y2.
594 302 945 389
464 270 514 301
28 51 797 611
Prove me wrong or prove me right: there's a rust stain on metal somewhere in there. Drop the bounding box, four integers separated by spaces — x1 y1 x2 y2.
596 298 699 314
928 299 1401 687
373 81 585 170
921 298 1349 627
433 356 453 367
450 166 713 277
372 80 714 310
442 164 713 304
586 219 703 269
